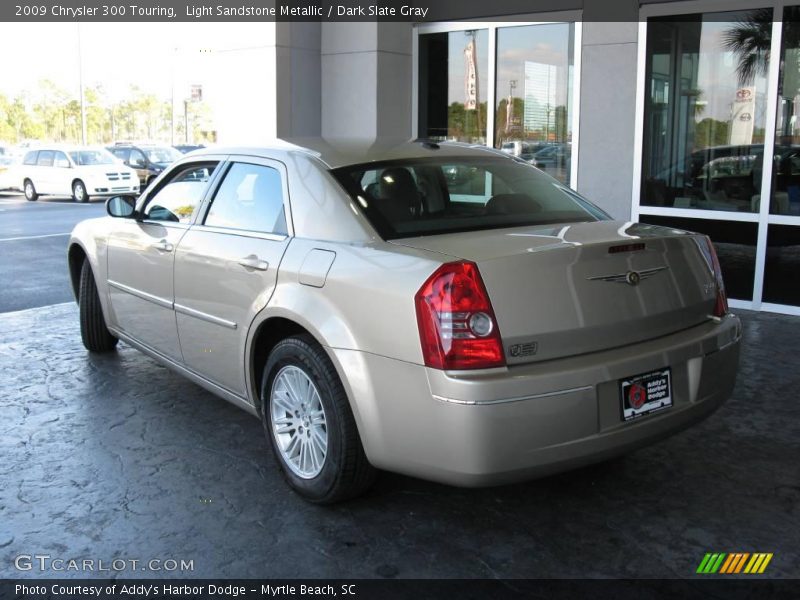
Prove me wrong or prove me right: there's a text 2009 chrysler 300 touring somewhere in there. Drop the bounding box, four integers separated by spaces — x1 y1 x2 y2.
67 139 741 503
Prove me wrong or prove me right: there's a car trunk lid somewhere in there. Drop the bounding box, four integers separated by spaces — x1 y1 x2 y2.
391 220 719 365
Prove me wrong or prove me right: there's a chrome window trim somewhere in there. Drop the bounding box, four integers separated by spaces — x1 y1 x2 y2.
189 224 288 243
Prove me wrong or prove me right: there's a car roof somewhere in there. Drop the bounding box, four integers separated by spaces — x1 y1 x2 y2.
111 143 171 149
182 137 512 169
27 145 108 152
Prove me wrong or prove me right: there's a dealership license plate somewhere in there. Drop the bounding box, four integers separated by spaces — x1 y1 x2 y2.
619 368 673 422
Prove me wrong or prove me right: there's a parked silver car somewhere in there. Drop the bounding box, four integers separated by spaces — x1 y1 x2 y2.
68 139 741 502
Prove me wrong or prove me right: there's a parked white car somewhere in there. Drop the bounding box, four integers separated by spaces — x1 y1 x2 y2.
0 155 20 191
20 146 139 202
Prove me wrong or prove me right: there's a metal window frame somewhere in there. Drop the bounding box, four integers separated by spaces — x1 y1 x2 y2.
412 12 583 190
632 0 800 315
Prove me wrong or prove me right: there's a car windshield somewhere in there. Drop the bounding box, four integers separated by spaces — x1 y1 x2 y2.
145 147 181 163
332 156 608 240
69 149 117 166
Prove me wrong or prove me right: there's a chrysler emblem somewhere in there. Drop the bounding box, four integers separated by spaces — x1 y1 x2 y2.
587 266 668 285
626 271 641 286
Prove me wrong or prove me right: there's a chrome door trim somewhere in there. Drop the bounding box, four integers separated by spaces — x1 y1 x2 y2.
107 279 173 310
174 302 238 330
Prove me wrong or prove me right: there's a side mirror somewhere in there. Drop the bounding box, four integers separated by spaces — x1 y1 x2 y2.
106 195 137 218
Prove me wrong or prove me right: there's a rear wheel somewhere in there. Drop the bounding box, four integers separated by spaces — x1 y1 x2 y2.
72 179 89 203
23 179 38 201
78 260 118 352
261 335 375 503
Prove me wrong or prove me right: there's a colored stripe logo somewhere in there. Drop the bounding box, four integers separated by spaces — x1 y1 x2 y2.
696 553 773 574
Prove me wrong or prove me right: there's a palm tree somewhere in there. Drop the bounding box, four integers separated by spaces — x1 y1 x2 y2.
722 8 800 87
721 8 773 87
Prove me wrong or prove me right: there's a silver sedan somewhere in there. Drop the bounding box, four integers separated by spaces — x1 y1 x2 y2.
68 139 741 502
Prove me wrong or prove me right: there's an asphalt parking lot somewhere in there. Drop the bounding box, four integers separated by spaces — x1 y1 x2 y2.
0 312 798 578
0 196 798 580
0 193 106 312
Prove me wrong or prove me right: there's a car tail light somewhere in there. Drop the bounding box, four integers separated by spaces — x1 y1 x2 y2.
701 236 728 318
415 261 505 370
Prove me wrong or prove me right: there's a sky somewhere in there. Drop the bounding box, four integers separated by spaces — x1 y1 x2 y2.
0 22 276 102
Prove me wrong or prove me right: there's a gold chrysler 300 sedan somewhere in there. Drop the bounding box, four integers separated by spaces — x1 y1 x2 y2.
67 139 741 502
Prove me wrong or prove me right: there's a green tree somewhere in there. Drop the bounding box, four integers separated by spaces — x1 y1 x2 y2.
695 118 730 148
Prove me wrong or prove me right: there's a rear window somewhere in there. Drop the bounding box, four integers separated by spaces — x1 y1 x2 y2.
331 156 608 240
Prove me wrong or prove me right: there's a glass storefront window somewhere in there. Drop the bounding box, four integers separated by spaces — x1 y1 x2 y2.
641 11 772 213
763 225 800 305
494 23 574 185
640 215 758 301
418 29 489 144
770 7 800 216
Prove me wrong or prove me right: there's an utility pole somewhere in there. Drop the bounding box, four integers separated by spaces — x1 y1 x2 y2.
77 23 87 145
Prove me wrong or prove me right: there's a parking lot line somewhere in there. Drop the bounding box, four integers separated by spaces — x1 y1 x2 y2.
0 232 70 242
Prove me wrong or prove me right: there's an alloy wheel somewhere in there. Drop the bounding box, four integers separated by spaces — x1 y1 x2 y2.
269 365 328 479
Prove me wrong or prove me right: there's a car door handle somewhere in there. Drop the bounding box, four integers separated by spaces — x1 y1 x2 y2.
238 256 269 271
152 240 174 253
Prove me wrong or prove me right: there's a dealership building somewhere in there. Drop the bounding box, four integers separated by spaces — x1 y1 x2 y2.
15 0 800 315
200 0 800 315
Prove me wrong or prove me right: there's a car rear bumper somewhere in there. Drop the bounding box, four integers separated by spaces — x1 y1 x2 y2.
331 313 741 487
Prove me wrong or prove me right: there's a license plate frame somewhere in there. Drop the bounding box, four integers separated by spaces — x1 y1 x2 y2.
619 367 673 422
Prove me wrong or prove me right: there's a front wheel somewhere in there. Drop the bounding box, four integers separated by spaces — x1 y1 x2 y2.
24 179 38 201
72 179 89 203
261 336 375 503
78 260 118 352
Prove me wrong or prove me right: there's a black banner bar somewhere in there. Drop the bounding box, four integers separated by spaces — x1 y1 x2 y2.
2 579 799 600
1 0 650 23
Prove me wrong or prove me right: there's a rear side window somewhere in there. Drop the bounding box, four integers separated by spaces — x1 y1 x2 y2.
36 151 54 167
110 148 129 161
204 162 287 235
332 156 608 240
23 151 38 165
53 152 70 168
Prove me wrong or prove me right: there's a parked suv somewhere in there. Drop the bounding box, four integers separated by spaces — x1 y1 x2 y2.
21 146 139 202
108 143 182 191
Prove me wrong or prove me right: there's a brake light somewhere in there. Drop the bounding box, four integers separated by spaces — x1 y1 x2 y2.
415 261 505 370
702 236 728 318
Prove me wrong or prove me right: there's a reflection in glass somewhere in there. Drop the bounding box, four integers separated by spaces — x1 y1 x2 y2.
494 23 574 184
418 30 489 144
640 215 757 300
770 8 800 215
763 225 800 305
641 11 771 213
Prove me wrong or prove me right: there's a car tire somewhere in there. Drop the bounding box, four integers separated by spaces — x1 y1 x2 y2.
72 179 89 203
24 179 38 201
78 260 118 353
261 335 375 503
